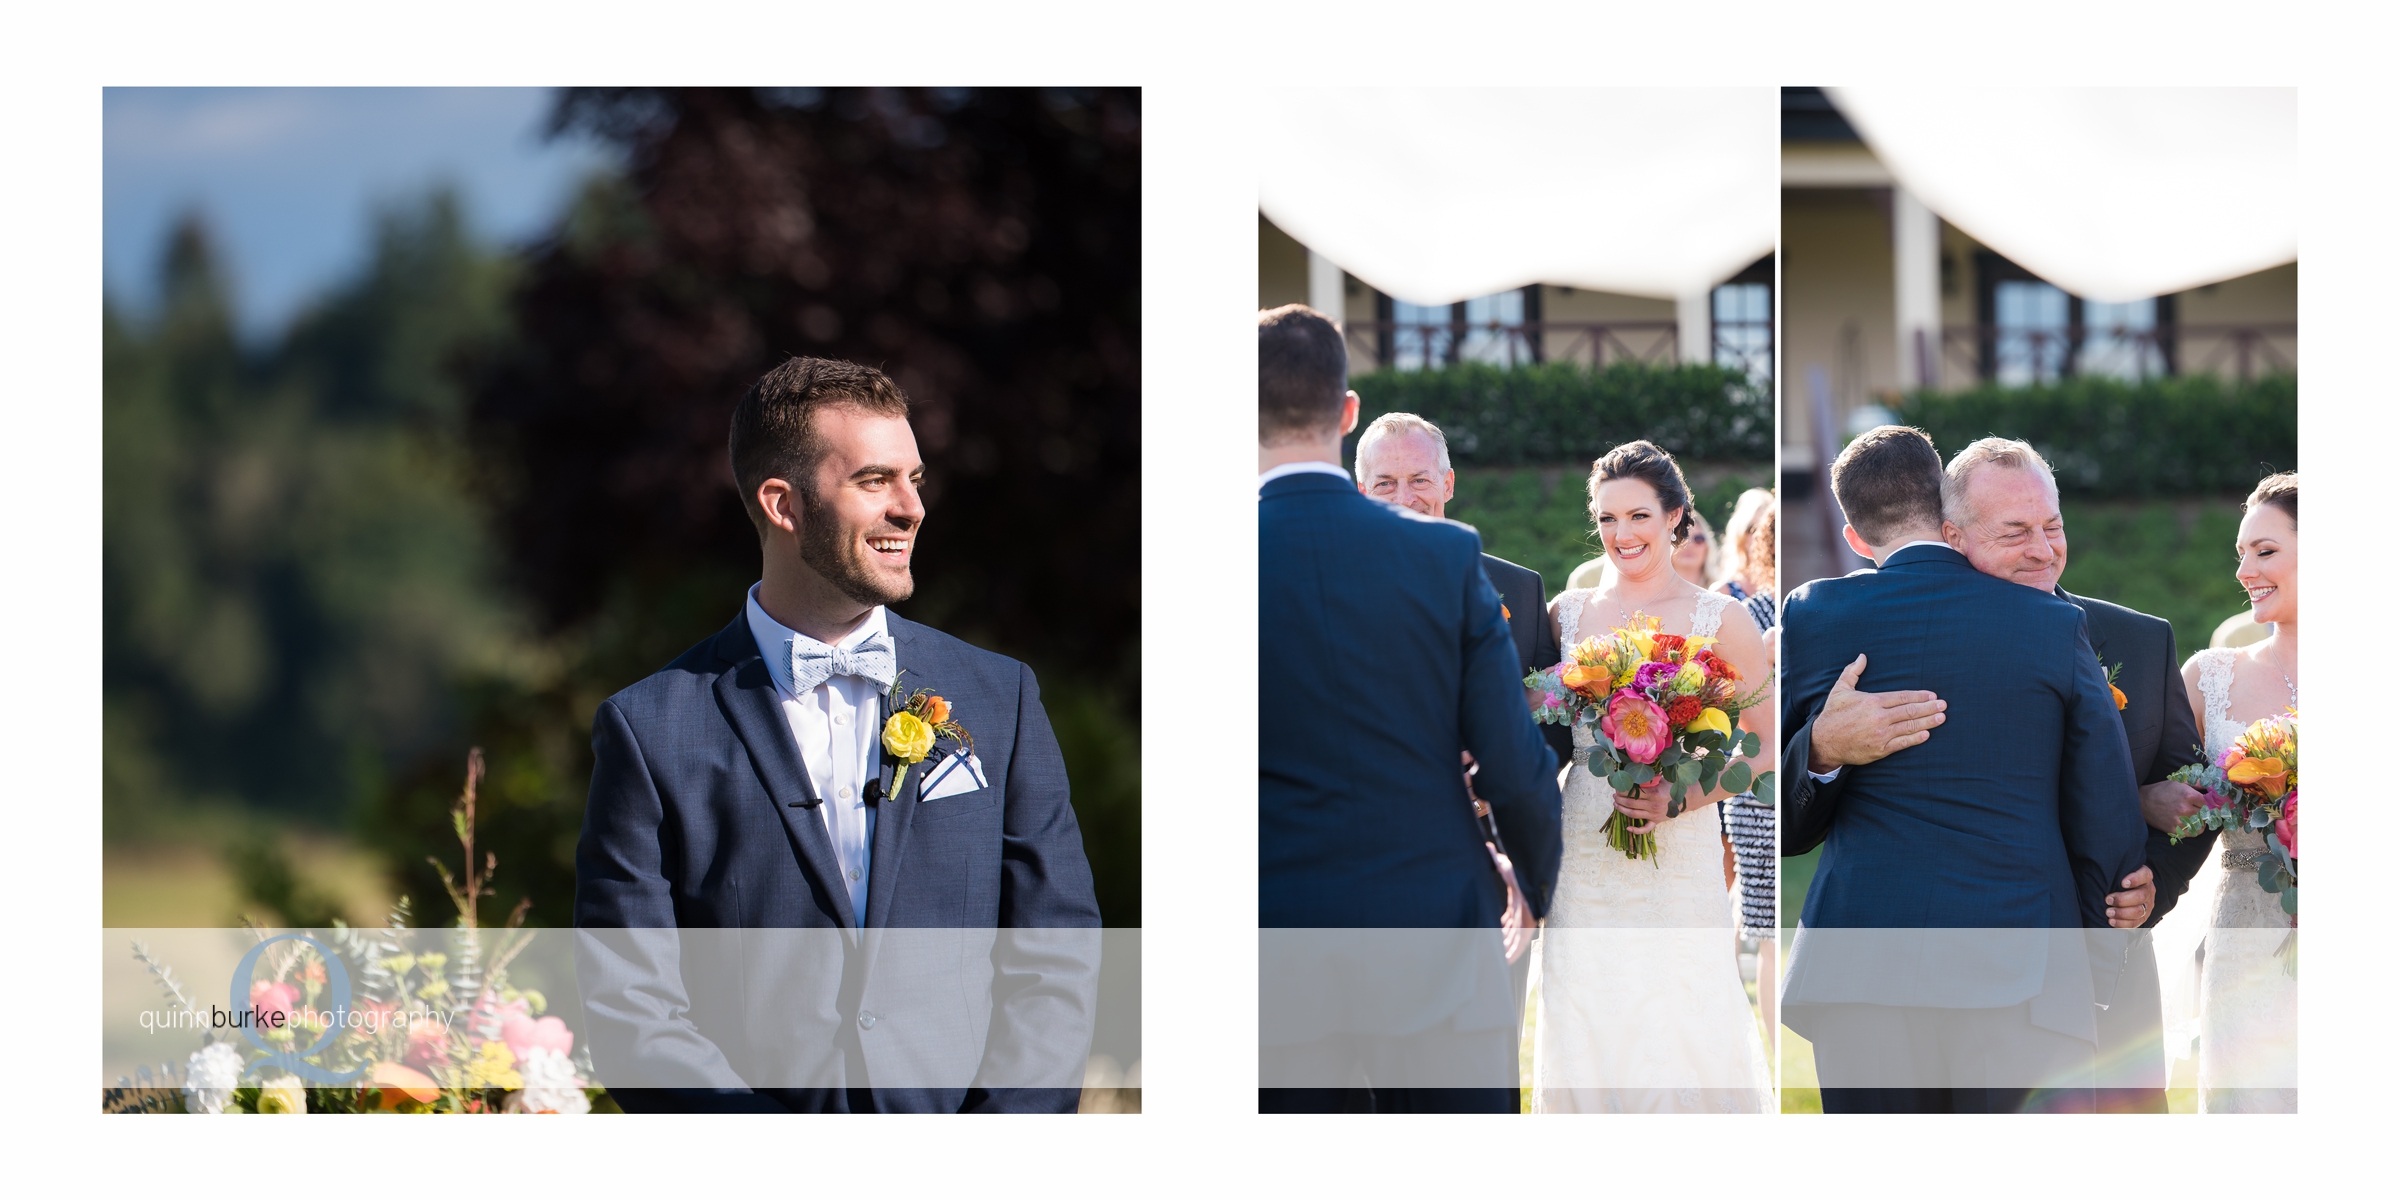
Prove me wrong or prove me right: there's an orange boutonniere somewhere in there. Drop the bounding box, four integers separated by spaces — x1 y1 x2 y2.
882 672 973 792
2099 655 2127 712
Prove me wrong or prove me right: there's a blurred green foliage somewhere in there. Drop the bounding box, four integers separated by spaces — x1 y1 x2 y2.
2058 497 2254 666
1893 374 2296 497
1446 464 1773 599
1346 361 1772 467
104 194 531 846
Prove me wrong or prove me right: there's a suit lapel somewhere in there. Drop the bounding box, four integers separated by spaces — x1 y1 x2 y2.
710 623 861 936
862 617 927 931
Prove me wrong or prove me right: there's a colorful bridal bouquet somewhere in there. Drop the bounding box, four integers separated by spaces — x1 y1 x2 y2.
2168 712 2297 974
109 751 607 1115
1525 613 1774 863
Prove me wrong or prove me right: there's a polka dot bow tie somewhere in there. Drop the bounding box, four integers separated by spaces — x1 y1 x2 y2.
788 632 896 693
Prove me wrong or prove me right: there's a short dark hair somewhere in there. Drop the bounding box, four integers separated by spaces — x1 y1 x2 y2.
2246 470 2298 526
1589 439 1696 545
728 356 911 533
1831 425 1945 545
1258 304 1348 445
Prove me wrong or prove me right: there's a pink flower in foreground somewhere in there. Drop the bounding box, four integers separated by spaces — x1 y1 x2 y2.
502 1014 575 1062
1632 661 1678 691
1600 689 1672 764
2273 790 2297 857
250 980 300 1022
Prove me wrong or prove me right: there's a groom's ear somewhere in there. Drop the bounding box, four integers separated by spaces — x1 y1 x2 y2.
755 478 802 537
1338 390 1360 436
1841 524 1876 561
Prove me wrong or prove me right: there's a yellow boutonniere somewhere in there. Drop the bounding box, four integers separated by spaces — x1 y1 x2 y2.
883 673 972 792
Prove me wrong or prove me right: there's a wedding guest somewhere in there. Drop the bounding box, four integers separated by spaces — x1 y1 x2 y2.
1712 487 1777 602
1719 502 1779 1030
1673 509 1718 588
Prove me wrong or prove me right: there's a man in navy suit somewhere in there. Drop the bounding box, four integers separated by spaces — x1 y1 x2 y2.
574 356 1101 1114
1790 435 2195 1112
1349 410 1557 1025
1257 305 1560 1114
1776 425 2148 1114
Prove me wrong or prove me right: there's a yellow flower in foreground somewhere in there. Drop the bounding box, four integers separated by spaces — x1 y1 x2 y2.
464 1040 522 1089
256 1075 306 1114
1688 708 1732 739
1670 663 1705 695
883 711 935 762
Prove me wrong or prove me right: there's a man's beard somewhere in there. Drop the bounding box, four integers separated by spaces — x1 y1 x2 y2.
797 487 914 608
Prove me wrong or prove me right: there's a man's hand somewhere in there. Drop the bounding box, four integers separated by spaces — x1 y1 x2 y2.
2139 780 2207 835
1806 654 1947 773
2105 864 2155 929
1490 843 1532 963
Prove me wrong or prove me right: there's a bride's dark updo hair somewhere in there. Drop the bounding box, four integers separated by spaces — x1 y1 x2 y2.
1589 439 1696 545
2246 471 2297 526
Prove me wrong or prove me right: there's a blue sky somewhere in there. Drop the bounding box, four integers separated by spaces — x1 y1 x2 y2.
105 88 618 340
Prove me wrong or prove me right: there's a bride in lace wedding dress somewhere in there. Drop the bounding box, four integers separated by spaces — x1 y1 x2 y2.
1530 442 1776 1113
2156 474 2299 1113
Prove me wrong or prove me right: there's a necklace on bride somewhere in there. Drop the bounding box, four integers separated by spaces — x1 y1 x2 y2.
2269 639 2297 709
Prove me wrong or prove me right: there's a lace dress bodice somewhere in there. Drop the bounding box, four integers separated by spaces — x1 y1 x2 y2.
1531 586 1771 1112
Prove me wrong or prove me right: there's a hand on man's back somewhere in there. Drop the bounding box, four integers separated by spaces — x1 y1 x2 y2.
1807 653 1948 773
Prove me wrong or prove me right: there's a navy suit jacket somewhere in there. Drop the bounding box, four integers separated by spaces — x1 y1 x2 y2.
1259 471 1562 930
574 609 1100 1113
1777 546 2146 1031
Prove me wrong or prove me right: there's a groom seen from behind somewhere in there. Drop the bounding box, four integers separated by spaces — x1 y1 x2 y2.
574 356 1101 1114
1777 425 2149 1114
1258 305 1561 1114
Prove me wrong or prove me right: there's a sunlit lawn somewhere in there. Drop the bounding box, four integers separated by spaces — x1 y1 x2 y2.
104 835 393 927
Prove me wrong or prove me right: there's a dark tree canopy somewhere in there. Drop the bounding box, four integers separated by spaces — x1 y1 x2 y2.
471 87 1142 696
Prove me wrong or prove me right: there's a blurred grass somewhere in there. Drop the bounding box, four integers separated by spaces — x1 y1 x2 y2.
1446 462 1773 601
104 833 392 927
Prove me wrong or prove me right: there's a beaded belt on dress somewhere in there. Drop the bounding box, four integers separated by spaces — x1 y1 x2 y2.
2223 847 2268 869
1570 746 1592 766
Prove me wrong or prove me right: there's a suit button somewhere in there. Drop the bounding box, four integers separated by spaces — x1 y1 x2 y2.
858 1011 878 1030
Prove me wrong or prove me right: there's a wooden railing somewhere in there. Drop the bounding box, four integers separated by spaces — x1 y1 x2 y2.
1937 322 2297 384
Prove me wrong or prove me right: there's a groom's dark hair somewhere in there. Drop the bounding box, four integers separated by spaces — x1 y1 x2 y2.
729 356 912 534
1830 425 1945 545
1259 304 1348 445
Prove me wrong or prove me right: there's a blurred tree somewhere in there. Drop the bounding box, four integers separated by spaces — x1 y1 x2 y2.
425 87 1143 925
103 199 529 850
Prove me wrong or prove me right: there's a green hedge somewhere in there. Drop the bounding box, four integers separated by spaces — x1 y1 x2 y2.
1893 374 2296 497
1346 361 1771 467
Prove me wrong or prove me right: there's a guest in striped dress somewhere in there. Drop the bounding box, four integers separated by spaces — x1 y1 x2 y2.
1716 500 1779 1030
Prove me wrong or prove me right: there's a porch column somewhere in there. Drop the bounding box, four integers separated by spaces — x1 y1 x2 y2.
1892 186 1941 390
1676 287 1713 366
1307 250 1345 328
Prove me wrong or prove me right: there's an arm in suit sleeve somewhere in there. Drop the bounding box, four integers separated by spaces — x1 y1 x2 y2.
1779 708 1848 857
2143 621 2215 925
963 661 1102 1113
1457 555 1564 918
573 699 784 1111
2056 619 2151 928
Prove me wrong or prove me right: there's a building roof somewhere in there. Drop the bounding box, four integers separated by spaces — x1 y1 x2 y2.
1782 87 1860 143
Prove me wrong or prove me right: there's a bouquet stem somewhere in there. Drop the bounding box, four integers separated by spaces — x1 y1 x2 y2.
1604 809 1660 866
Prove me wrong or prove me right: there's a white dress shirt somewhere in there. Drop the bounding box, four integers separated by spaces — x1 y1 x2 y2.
1258 459 1353 493
746 584 885 925
1810 539 1955 781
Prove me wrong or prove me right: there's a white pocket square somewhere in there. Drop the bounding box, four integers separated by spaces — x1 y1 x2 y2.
918 750 988 801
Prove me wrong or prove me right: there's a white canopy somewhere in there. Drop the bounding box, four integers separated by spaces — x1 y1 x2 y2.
1827 87 2298 303
1257 88 1777 305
